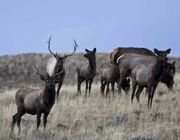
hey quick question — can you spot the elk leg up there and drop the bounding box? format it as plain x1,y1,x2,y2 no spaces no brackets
150,86,157,108
77,76,80,95
121,79,129,95
11,113,18,134
85,80,88,96
17,114,24,135
118,71,127,94
57,82,63,100
147,86,152,108
16,106,25,135
106,82,110,98
135,86,144,103
100,78,105,96
43,112,49,129
111,81,115,96
37,111,42,130
88,79,93,96
145,88,148,96
77,76,84,95
131,83,137,103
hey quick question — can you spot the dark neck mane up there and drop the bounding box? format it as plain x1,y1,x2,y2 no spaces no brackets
88,57,96,71
153,60,164,81
43,85,56,106
55,64,64,74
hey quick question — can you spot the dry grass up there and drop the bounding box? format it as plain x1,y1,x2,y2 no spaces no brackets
0,76,180,140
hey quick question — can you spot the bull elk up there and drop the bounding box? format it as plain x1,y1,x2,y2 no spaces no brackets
76,48,97,96
11,65,63,135
100,63,130,97
47,36,78,99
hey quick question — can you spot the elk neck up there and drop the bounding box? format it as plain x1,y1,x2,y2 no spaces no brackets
153,60,164,81
88,57,96,71
56,64,64,73
43,84,56,107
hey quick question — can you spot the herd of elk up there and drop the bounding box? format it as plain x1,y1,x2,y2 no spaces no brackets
46,36,78,99
11,36,176,134
11,65,63,135
76,48,97,96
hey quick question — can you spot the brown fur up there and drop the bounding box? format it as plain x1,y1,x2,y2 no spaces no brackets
100,63,130,97
47,36,78,99
131,60,175,104
11,66,62,135
117,53,170,108
110,47,155,65
76,48,96,96
110,47,174,94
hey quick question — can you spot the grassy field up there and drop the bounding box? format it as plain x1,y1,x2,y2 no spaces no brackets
0,74,180,140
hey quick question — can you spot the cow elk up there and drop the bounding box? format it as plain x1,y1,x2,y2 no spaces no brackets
47,36,78,99
11,65,63,135
100,63,130,97
116,51,171,108
131,61,175,104
110,47,155,65
110,47,175,90
110,47,171,65
76,48,97,96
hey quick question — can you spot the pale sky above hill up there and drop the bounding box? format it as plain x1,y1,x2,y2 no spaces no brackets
0,0,180,56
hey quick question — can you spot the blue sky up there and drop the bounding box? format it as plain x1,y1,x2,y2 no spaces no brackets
0,0,180,56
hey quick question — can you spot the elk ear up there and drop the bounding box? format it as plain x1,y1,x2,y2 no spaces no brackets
154,48,159,54
166,48,171,54
93,48,96,53
85,49,90,52
127,78,130,83
84,54,87,58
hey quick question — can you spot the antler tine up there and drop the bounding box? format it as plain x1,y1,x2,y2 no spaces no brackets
54,69,64,77
47,35,57,57
64,39,78,58
73,39,78,48
33,64,46,77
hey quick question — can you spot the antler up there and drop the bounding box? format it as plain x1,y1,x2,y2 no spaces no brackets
47,35,57,57
54,69,64,77
34,64,46,77
63,39,78,59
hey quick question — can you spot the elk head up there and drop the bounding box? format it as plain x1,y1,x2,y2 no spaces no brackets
154,48,171,60
84,48,96,59
47,36,78,69
34,64,63,87
165,61,176,77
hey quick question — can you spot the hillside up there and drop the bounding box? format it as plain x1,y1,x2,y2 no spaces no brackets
0,53,109,88
0,53,179,89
